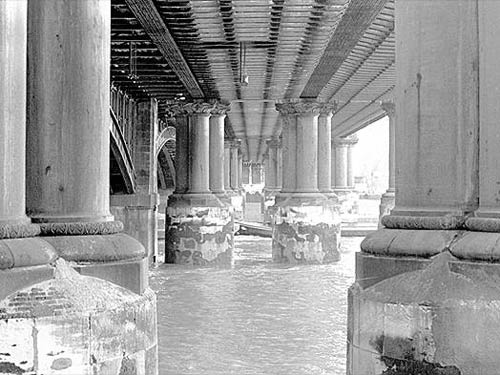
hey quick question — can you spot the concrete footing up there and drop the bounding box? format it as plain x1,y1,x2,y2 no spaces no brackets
271,195,341,264
0,259,157,375
165,194,234,266
348,228,500,374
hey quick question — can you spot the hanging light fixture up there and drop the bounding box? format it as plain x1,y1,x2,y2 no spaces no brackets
239,41,249,86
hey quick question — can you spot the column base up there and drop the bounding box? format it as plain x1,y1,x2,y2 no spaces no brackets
166,194,234,266
111,193,159,263
348,227,500,374
272,195,341,264
0,259,157,375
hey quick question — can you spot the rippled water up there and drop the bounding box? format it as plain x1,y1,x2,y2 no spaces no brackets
150,236,361,375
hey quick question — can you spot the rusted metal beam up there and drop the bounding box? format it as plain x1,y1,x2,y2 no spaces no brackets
301,0,388,98
124,0,205,98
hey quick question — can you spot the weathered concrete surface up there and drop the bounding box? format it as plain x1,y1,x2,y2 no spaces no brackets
111,193,159,263
272,196,341,264
348,252,500,375
166,196,234,266
42,233,148,294
0,259,157,375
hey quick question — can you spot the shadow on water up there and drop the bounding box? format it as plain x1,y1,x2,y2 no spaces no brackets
150,236,361,375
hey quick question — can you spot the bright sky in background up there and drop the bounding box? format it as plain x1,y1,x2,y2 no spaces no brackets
353,116,389,195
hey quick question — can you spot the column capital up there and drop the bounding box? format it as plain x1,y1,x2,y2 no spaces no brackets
319,101,337,117
334,134,358,147
275,99,322,116
184,100,215,115
165,101,190,117
210,99,231,116
266,137,281,148
380,100,395,117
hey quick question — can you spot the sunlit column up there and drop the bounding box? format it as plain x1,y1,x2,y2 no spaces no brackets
275,102,297,193
224,139,231,192
27,0,113,223
317,104,335,193
209,101,230,194
346,134,358,189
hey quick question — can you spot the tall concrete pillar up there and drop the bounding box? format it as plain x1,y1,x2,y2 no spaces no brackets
111,98,159,263
187,102,212,194
265,138,281,191
238,152,243,189
276,105,297,194
346,134,358,189
330,140,336,190
209,101,230,194
317,104,335,194
230,140,241,190
251,163,263,184
333,138,349,191
24,1,157,373
378,100,396,225
295,104,320,194
272,100,341,264
242,161,251,185
166,100,233,266
349,1,500,373
224,139,231,191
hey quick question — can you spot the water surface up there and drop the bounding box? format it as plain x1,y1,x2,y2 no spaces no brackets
150,236,360,375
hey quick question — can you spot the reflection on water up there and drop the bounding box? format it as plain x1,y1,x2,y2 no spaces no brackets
150,236,361,375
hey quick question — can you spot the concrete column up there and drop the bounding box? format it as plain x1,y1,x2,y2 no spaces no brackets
331,141,336,190
209,101,230,194
275,104,297,194
318,104,335,194
252,163,263,184
238,152,243,189
349,2,500,373
230,140,241,190
476,0,500,219
186,102,213,194
334,138,349,190
272,100,341,264
378,100,396,225
23,2,157,373
26,0,113,224
295,104,320,194
166,100,233,266
265,138,280,190
346,135,358,189
224,140,231,191
242,162,251,185
0,1,32,229
171,106,190,194
277,138,283,189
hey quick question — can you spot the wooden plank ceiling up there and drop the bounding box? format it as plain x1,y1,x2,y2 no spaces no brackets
111,0,394,162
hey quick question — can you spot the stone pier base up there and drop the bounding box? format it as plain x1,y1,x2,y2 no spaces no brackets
0,259,157,375
272,195,341,264
0,232,157,375
110,193,159,263
348,227,500,375
166,194,234,266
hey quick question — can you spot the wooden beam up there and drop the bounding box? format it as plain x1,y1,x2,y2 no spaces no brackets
300,0,388,98
124,0,205,98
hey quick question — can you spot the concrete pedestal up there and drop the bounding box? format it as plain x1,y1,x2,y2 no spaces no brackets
110,193,159,263
272,195,341,264
166,194,234,266
0,259,157,375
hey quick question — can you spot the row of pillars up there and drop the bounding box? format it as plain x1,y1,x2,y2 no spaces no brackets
1,1,157,373
167,101,241,197
262,101,359,196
